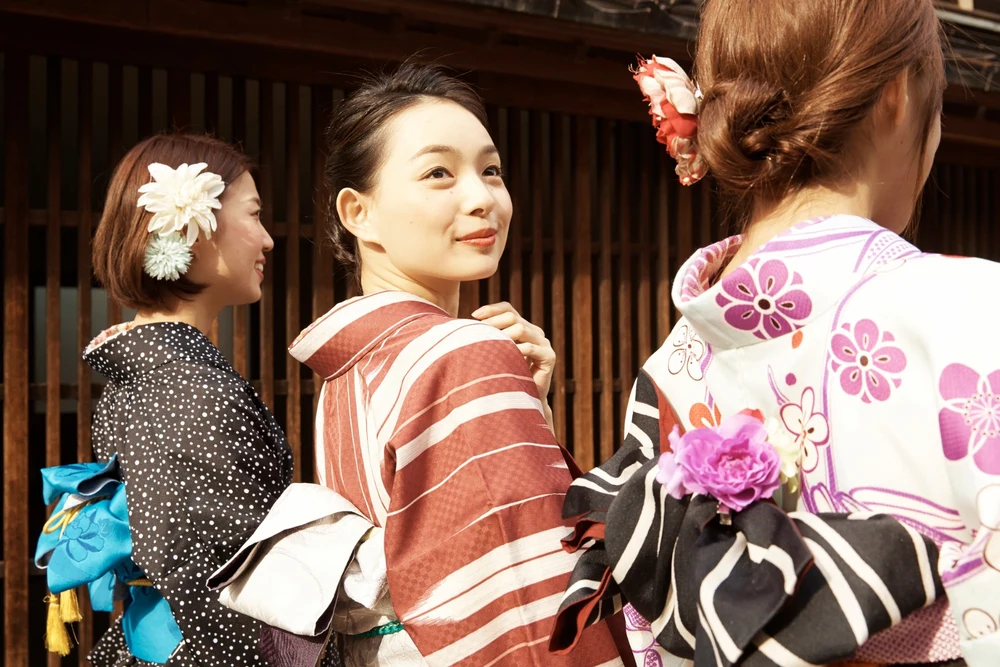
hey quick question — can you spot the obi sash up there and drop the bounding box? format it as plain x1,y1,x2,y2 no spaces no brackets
35,457,183,664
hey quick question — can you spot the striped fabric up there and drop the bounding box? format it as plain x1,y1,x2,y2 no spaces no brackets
289,291,624,667
551,369,947,666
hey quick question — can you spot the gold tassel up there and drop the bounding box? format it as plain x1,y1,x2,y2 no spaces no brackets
44,594,73,657
60,588,83,623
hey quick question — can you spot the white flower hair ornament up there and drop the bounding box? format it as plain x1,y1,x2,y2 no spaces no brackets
137,162,226,281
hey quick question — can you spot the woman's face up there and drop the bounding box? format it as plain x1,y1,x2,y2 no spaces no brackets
350,99,512,288
187,171,273,306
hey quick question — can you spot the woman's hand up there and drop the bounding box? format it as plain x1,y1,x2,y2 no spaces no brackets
473,302,556,431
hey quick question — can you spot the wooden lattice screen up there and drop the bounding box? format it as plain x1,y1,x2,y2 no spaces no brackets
1,51,998,665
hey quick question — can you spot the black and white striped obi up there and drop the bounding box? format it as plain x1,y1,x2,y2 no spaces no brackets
549,369,946,666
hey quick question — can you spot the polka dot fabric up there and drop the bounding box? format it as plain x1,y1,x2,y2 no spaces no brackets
83,322,339,666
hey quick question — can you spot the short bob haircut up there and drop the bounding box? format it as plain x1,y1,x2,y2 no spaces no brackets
93,133,253,311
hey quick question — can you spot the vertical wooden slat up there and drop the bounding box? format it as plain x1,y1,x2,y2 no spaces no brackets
529,113,545,337
205,72,220,135
286,84,302,480
107,63,124,327
636,137,653,367
551,115,568,446
168,68,191,129
46,57,63,481
656,150,672,343
4,50,31,667
508,110,523,312
77,60,96,662
675,184,693,324
572,117,594,471
44,60,67,659
458,281,480,318
940,166,953,255
311,86,334,444
259,80,276,410
617,124,634,429
138,66,152,138
597,120,614,463
232,77,249,378
486,106,502,304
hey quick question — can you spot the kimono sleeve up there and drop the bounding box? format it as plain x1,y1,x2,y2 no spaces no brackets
381,322,622,667
118,364,290,664
922,257,1000,663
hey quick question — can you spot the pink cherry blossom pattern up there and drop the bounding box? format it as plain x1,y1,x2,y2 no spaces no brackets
939,364,1000,474
779,387,830,473
715,258,813,340
830,319,907,403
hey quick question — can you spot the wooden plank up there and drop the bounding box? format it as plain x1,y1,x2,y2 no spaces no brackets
107,62,124,327
259,80,276,410
45,55,64,667
507,110,523,312
636,136,652,367
77,59,96,662
138,65,153,138
572,116,594,471
168,68,191,129
529,113,546,340
617,123,634,428
550,115,568,446
486,106,502,304
232,76,249,378
204,71,220,135
4,50,31,667
597,120,614,463
656,148,672,342
286,83,302,481
46,56,63,472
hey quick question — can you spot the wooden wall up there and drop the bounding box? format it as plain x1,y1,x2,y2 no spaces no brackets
1,50,999,666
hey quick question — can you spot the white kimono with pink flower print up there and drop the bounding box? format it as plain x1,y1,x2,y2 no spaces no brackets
624,215,1000,667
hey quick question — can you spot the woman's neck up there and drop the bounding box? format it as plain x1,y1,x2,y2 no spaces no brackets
132,297,221,336
719,183,877,281
360,268,460,318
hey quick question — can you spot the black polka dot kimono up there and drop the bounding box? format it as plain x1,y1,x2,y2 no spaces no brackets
83,322,339,666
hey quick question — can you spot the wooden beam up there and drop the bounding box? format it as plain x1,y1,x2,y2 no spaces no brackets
3,50,31,667
1,0,640,92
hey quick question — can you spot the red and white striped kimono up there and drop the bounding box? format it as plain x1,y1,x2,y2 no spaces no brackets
289,291,624,667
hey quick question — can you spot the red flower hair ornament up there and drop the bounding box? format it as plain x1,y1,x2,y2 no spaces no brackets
632,55,706,186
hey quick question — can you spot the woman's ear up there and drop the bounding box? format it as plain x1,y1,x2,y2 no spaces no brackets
877,68,911,131
337,188,380,245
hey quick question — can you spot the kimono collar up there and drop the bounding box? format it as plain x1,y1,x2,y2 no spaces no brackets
673,215,922,350
84,321,230,385
290,291,450,380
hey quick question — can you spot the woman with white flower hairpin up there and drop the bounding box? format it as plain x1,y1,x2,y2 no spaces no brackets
34,134,341,666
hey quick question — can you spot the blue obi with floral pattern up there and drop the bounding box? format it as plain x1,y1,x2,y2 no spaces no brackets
35,457,183,664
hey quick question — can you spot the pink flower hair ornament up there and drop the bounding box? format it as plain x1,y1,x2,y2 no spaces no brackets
632,55,707,186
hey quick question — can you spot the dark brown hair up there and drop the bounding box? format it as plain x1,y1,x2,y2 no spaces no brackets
93,133,253,310
694,0,946,218
323,63,489,280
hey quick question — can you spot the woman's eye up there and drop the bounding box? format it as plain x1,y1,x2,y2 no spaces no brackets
484,165,504,178
427,168,450,179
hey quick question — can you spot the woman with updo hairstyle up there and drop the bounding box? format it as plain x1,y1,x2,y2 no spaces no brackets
553,0,999,665
35,133,343,666
211,64,627,666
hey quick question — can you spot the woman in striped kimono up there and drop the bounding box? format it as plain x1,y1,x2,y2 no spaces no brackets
213,64,626,667
551,1,995,666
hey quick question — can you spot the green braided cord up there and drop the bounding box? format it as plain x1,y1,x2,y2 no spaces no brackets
348,620,404,639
